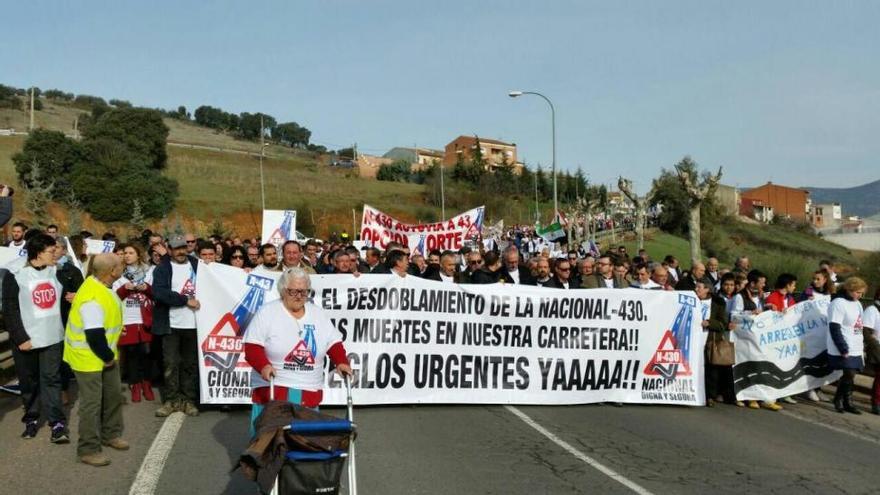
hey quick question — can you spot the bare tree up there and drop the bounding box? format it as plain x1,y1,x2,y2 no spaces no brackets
617,177,656,250
676,162,723,263
23,161,55,229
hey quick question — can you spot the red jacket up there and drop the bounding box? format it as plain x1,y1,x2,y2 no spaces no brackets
765,290,796,312
116,284,154,345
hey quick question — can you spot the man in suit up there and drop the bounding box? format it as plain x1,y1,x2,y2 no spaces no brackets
581,255,627,289
571,256,594,289
675,261,706,291
706,257,720,289
498,247,535,286
426,251,465,283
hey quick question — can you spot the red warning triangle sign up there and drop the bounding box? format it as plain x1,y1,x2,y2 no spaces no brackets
642,330,692,378
201,313,245,362
269,228,286,246
284,340,315,367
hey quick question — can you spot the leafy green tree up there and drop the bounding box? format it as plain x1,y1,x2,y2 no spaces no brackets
109,99,132,108
44,89,74,101
274,122,311,147
83,107,170,169
238,112,276,140
535,165,552,201
517,163,534,196
73,94,107,109
70,140,178,221
13,129,87,200
194,105,225,128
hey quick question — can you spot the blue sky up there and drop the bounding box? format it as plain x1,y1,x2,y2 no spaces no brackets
2,0,878,191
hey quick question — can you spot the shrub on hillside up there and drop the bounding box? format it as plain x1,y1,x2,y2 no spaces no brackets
44,89,74,101
70,139,177,221
377,160,412,182
13,129,88,200
83,107,170,169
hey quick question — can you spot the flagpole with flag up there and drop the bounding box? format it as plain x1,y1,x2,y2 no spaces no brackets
536,211,566,242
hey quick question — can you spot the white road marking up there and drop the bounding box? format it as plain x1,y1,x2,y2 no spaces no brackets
779,409,880,447
505,406,654,495
128,412,186,495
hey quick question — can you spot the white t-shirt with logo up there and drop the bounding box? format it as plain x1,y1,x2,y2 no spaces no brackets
827,297,864,357
169,261,196,329
112,266,154,325
861,304,879,339
244,300,343,391
14,265,64,348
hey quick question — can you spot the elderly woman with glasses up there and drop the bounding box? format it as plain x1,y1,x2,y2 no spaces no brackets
244,268,352,428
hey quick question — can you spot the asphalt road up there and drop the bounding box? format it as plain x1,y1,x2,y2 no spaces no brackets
2,387,880,495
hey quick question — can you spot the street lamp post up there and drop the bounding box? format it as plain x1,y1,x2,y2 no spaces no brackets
259,115,267,211
509,90,557,216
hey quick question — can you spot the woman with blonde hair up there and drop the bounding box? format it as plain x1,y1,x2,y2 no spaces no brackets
112,242,156,403
828,277,868,414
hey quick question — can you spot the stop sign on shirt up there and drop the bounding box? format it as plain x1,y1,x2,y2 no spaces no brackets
32,282,57,309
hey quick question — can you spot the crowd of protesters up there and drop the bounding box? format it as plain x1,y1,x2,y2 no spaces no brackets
2,220,879,467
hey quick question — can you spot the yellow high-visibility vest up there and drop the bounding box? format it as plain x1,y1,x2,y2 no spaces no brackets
63,276,123,372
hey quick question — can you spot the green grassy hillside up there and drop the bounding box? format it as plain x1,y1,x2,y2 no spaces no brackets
617,223,867,292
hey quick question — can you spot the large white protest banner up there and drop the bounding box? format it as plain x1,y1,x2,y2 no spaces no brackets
262,210,297,249
731,298,841,401
360,204,484,251
196,263,706,406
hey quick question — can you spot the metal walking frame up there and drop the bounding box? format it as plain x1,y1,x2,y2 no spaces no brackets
268,374,358,495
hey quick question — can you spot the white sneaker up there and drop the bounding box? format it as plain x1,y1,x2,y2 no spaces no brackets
781,396,797,404
805,390,820,402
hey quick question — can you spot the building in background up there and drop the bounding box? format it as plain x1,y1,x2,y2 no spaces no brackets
740,182,810,222
740,198,775,223
356,154,394,179
810,202,843,229
714,184,740,216
382,147,445,171
443,135,521,172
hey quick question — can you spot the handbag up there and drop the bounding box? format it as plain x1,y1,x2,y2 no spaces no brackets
707,334,735,366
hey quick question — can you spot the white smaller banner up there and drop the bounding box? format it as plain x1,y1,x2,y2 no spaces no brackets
0,246,23,267
85,239,115,255
63,237,84,275
261,210,297,249
732,298,841,401
360,204,484,251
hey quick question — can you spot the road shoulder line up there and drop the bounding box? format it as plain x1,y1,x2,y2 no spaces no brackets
128,412,186,495
505,405,654,495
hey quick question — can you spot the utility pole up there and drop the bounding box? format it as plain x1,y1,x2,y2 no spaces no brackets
352,209,357,240
534,166,540,224
73,115,79,140
29,87,34,132
440,160,446,220
259,115,266,211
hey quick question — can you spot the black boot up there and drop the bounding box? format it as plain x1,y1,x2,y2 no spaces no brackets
843,381,861,415
842,378,862,414
871,402,879,415
833,383,845,413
